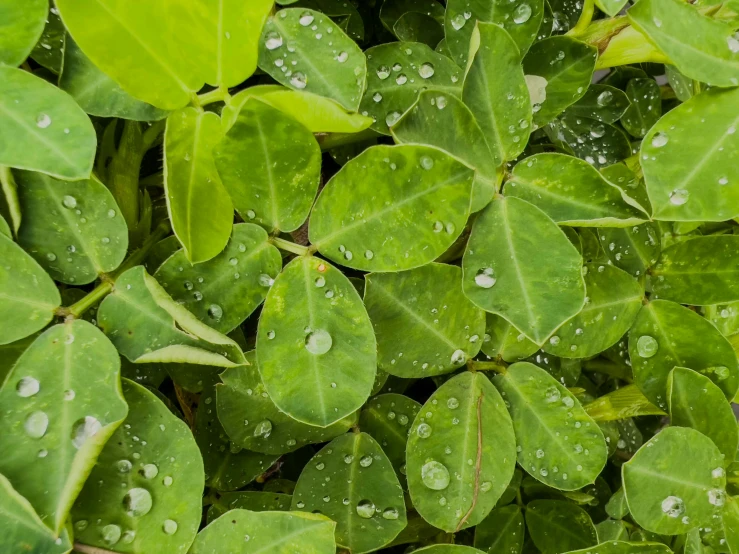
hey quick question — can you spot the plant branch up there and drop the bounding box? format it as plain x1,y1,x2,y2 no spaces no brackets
567,0,595,37
270,236,313,256
198,87,231,106
467,360,507,373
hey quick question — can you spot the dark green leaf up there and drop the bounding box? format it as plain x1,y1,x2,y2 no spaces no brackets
526,499,597,554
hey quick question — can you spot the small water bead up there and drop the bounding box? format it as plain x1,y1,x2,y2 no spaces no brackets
729,35,739,53
513,3,532,24
416,423,432,438
544,385,561,403
719,177,729,185
336,51,348,63
359,455,373,467
398,414,409,425
36,113,52,128
450,13,467,30
75,520,89,532
562,396,574,408
265,32,283,50
305,329,332,355
290,72,307,89
72,416,102,449
421,460,450,490
651,132,669,148
382,507,399,520
451,349,466,365
713,467,726,479
386,111,401,127
121,530,136,544
141,464,158,479
661,495,685,518
296,501,306,509
395,73,408,85
363,249,374,260
38,449,48,458
590,124,605,138
637,335,658,358
596,90,613,107
344,454,354,464
116,459,133,473
668,188,690,206
325,290,334,299
474,267,496,289
377,65,391,80
708,489,726,507
62,195,77,209
163,476,174,487
163,520,178,535
315,461,325,471
435,95,448,109
107,209,117,218
102,524,122,545
266,330,276,340
259,273,275,287
418,63,435,79
46,253,57,261
207,304,223,321
549,336,561,346
356,500,376,519
253,420,273,439
299,11,314,26
447,397,460,409
123,487,153,517
16,376,40,397
420,156,434,170
25,411,49,439
372,92,382,103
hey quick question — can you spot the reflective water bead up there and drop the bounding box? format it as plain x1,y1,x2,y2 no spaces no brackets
25,411,49,439
636,335,658,358
16,376,40,397
356,500,376,519
123,487,153,517
421,460,450,490
474,267,496,288
305,329,332,355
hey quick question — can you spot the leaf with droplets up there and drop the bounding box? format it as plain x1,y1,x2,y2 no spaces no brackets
256,256,376,427
257,8,366,111
97,266,247,367
583,385,666,422
0,320,128,534
480,313,539,363
627,300,739,408
526,500,597,554
29,4,64,73
207,491,292,523
415,546,486,554
155,224,281,334
15,170,128,285
189,509,336,553
364,263,485,377
72,378,203,553
380,0,445,37
623,426,726,535
407,371,517,532
0,0,47,67
473,505,525,554
462,195,585,344
563,85,630,124
493,362,608,491
562,543,673,554
0,66,96,179
621,78,661,139
217,352,356,455
293,0,365,41
214,99,321,233
598,223,661,281
309,144,474,272
360,42,463,134
291,432,407,553
545,113,633,170
165,108,233,264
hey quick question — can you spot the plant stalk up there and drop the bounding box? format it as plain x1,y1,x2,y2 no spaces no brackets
567,0,595,37
197,87,231,106
270,236,313,256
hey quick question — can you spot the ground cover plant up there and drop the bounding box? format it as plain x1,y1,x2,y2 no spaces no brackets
1,0,739,552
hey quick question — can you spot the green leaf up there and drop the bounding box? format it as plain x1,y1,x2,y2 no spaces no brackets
256,256,376,427
257,8,366,111
291,432,407,552
380,0,445,35
30,5,65,73
628,300,739,409
0,320,128,534
623,426,726,535
606,487,630,519
668,367,739,462
0,66,96,179
155,224,281,334
594,0,629,17
364,263,485,377
526,499,597,554
217,352,357,455
293,0,365,41
59,36,169,121
598,223,661,280
0,473,72,553
214,99,320,233
621,78,662,139
583,385,666,422
445,0,544,66
463,23,533,165
391,90,500,213
563,85,630,124
0,213,10,238
546,113,634,170
414,546,486,554
222,85,373,133
165,108,233,264
481,313,539,363
462,196,585,344
189,509,336,553
15,170,128,285
309,144,474,272
71,378,203,553
473,505,525,554
0,0,47,67
506,154,646,226
640,87,739,222
407,371,517,532
562,542,673,553
627,0,739,88
652,236,739,306
97,266,247,366
522,36,597,129
723,496,739,554
360,42,463,134
542,264,643,359
493,362,608,490
0,232,60,345
208,491,292,522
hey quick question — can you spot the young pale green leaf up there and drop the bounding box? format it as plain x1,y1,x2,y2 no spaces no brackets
563,85,630,124
97,266,247,366
526,500,597,554
462,196,585,344
189,509,336,553
640,87,739,222
72,379,203,553
310,144,474,272
391,90,500,212
364,263,485,377
56,0,216,109
463,23,532,165
444,0,544,66
292,432,406,552
628,300,739,409
407,372,517,532
360,42,463,134
506,154,646,227
59,36,168,121
546,113,633,170
493,362,608,490
257,8,365,111
473,505,524,554
668,367,739,462
222,85,372,133
15,170,128,285
623,426,726,535
0,233,60,345
0,320,127,534
217,352,357,455
621,78,661,139
628,0,739,88
155,224,281,334
652,236,739,305
598,223,661,280
165,108,233,264
561,542,672,554
522,36,597,129
480,313,539,362
214,99,320,233
0,0,47,67
543,264,643,359
583,385,666,422
0,67,96,179
256,256,376,427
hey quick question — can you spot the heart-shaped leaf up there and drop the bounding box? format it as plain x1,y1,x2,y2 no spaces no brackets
0,0,47,67
526,499,597,554
473,505,525,554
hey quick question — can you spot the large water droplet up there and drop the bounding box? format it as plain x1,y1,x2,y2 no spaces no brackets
299,11,314,26
290,72,307,89
123,487,153,517
636,335,658,358
450,13,466,30
418,63,435,79
25,411,49,438
474,267,496,288
207,304,223,321
416,423,432,438
513,3,532,23
661,495,684,518
596,90,613,107
421,460,450,490
669,189,689,206
305,329,332,355
359,455,373,468
62,195,77,209
71,416,102,449
356,499,376,519
140,463,159,479
382,507,399,520
451,349,466,365
265,31,283,50
651,132,669,148
163,519,178,535
16,376,40,397
102,524,122,545
708,488,726,507
253,420,273,439
116,459,133,473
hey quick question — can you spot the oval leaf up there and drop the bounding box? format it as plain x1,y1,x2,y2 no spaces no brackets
473,505,525,554
0,0,47,66
598,223,661,280
526,499,597,554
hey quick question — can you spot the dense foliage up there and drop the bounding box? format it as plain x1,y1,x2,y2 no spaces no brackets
1,0,739,553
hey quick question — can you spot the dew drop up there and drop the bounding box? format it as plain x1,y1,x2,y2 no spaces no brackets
265,31,283,50
416,423,432,438
16,376,40,397
253,420,273,439
36,113,51,128
71,416,102,449
420,156,434,170
513,3,532,23
421,460,450,490
651,132,669,148
636,335,658,358
359,455,373,468
356,500,376,519
207,304,223,321
669,189,689,206
382,507,399,520
123,487,153,517
377,65,391,80
305,329,332,355
299,11,314,26
290,72,307,89
661,495,684,518
474,267,496,288
163,519,178,535
418,62,435,79
102,524,122,545
62,195,77,209
25,411,49,439
450,13,466,30
141,463,158,479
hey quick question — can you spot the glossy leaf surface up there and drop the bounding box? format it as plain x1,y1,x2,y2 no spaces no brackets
0,0,47,67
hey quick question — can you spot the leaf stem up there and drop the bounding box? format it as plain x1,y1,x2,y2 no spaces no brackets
270,236,313,256
198,87,231,106
467,360,507,374
567,0,595,37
